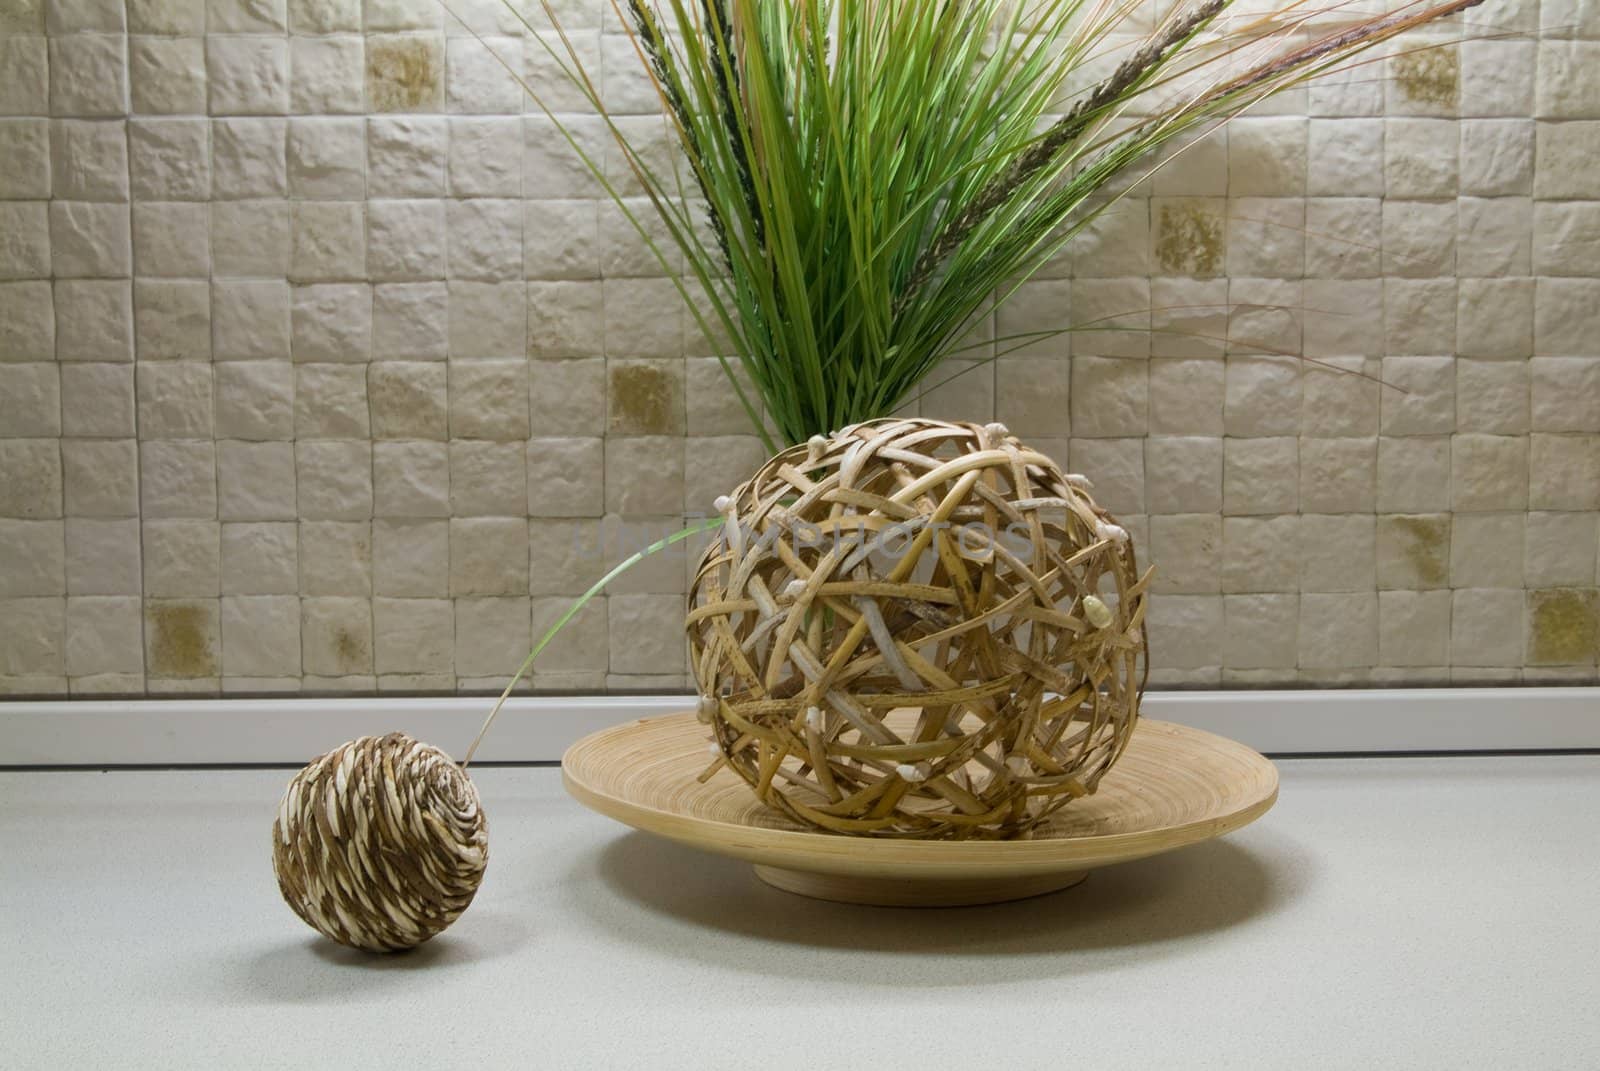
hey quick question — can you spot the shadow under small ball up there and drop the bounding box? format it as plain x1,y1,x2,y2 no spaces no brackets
272,733,488,953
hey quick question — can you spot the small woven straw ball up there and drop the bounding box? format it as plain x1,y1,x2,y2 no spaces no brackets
272,733,488,952
687,418,1151,840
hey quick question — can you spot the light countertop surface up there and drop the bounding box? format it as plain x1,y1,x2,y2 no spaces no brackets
4,754,1598,1069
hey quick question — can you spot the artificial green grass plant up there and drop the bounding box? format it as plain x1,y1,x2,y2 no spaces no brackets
468,0,1482,452
452,0,1484,747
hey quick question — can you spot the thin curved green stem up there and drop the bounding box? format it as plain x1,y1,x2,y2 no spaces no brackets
461,517,724,766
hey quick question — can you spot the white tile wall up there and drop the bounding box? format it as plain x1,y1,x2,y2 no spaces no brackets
0,0,1597,696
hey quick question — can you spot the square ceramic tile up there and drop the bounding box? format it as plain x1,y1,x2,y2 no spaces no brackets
1377,512,1453,591
367,117,447,197
1525,512,1598,588
287,118,365,200
51,35,128,117
298,520,371,596
1452,512,1527,589
290,37,364,115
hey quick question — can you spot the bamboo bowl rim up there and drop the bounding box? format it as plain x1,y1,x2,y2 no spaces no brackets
562,713,1279,880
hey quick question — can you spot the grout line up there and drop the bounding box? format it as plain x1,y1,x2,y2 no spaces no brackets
118,20,151,699
50,8,72,686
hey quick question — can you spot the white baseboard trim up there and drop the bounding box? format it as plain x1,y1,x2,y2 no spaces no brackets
2,687,1597,766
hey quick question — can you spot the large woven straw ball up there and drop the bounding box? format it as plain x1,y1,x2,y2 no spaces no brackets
272,733,488,952
687,418,1151,840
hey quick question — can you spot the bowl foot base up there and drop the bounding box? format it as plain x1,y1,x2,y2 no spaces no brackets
752,865,1090,907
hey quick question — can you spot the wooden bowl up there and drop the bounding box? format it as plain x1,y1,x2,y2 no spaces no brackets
563,712,1278,907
